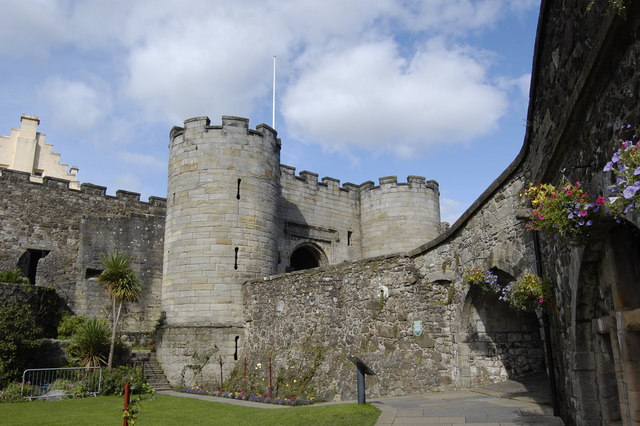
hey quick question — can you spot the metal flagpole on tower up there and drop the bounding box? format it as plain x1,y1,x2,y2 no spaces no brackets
272,56,276,129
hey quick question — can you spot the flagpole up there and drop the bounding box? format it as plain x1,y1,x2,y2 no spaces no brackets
272,56,276,129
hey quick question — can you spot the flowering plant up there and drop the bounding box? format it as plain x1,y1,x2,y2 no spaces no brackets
521,182,603,241
463,266,499,294
504,273,552,312
603,125,640,215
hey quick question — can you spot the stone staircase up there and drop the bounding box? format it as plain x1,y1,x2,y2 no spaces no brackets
132,350,172,391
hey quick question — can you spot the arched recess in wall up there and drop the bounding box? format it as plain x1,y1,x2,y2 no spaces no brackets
288,243,327,272
458,267,544,387
573,220,640,425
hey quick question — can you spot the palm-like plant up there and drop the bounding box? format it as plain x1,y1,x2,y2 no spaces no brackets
98,252,142,369
69,317,110,367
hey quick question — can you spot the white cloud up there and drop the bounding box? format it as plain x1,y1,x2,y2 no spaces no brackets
497,73,532,99
38,77,112,131
282,38,507,157
116,152,166,171
440,197,464,224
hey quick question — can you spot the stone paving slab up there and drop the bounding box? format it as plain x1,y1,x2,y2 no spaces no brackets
373,374,564,425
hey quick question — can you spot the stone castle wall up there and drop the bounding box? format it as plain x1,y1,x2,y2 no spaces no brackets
0,168,166,333
279,166,361,267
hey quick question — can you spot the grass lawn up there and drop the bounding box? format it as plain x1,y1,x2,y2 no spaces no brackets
0,394,381,425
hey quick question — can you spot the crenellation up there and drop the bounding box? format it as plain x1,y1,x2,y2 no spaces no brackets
379,175,398,186
299,170,319,185
116,189,141,202
81,182,107,196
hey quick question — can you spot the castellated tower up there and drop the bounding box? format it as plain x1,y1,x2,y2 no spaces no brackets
360,176,441,258
158,116,281,384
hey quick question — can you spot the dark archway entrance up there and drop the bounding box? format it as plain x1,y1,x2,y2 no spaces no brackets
289,244,325,271
459,268,544,386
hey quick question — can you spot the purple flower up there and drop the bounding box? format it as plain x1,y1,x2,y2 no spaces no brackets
624,203,636,214
623,182,640,199
612,152,622,163
604,162,614,172
567,213,574,219
635,167,640,175
586,220,593,226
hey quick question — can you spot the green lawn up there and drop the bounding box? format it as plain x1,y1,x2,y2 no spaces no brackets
0,394,380,425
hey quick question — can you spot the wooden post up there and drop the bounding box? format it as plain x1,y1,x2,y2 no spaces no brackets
123,382,130,426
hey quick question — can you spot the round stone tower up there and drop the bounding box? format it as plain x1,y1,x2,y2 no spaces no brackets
359,176,441,258
158,116,281,384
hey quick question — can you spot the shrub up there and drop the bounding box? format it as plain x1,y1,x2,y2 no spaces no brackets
0,304,42,387
67,318,110,367
0,269,30,285
101,366,152,396
0,382,29,403
50,378,89,398
57,314,88,339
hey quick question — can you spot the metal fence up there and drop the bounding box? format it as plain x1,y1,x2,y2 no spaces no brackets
21,367,103,400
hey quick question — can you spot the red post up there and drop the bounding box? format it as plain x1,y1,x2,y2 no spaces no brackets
123,382,130,426
268,357,273,398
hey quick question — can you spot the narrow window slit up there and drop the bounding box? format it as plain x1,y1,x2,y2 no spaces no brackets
234,247,239,270
236,178,241,200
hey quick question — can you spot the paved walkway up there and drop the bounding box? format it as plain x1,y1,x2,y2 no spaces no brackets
159,374,564,425
372,374,563,425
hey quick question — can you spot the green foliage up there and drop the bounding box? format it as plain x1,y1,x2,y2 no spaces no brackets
98,251,142,369
180,351,212,388
588,0,628,14
506,273,553,312
67,317,110,367
57,313,89,339
0,269,30,284
98,252,142,303
0,382,29,403
49,379,89,398
0,304,42,387
100,366,152,396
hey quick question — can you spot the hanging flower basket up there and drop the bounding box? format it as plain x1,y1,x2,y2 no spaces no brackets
463,266,500,294
463,267,552,312
504,273,552,312
521,182,603,242
603,124,640,215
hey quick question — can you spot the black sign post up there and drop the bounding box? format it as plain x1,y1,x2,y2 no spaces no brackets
347,354,376,404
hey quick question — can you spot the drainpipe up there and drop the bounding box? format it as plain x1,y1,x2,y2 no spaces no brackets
532,230,559,416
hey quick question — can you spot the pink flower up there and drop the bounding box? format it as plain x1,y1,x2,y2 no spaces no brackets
538,298,544,303
579,211,588,217
596,197,606,205
566,190,573,195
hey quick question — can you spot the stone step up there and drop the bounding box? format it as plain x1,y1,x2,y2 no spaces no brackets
132,350,172,391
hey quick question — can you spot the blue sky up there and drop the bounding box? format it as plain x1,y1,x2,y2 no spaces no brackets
0,0,540,223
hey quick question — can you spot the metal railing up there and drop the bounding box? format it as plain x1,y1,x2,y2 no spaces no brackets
21,367,103,400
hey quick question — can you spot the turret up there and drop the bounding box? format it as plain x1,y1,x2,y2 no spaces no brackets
159,116,281,384
359,176,441,257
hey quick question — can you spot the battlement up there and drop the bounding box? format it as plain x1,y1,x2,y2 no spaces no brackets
0,168,166,208
280,164,360,195
170,116,279,149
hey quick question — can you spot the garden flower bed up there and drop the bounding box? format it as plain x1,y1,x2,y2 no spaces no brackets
181,386,317,406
